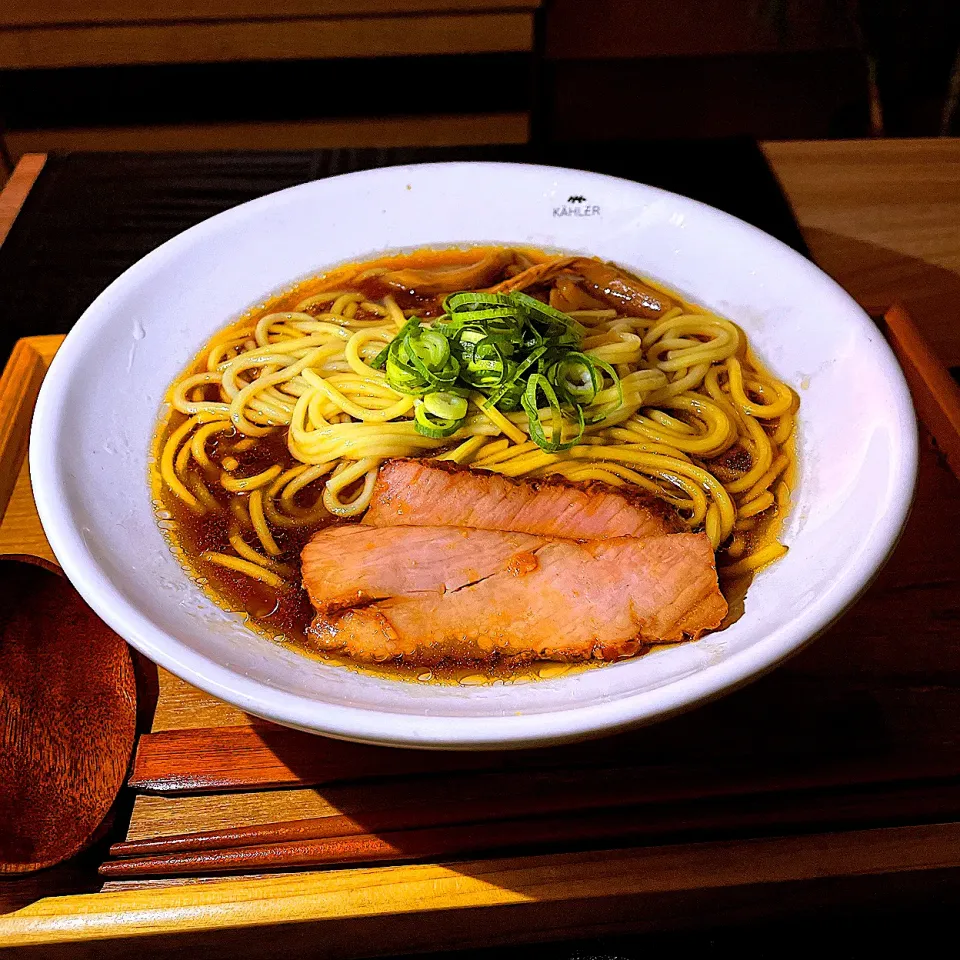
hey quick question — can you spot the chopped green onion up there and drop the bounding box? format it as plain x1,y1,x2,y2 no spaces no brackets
522,374,583,452
423,391,468,421
377,287,623,451
414,399,464,438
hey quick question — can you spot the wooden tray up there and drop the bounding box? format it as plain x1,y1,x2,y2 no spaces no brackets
2,325,960,955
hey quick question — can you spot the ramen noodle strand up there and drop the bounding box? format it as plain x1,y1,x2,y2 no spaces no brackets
228,527,295,578
435,435,489,464
737,490,775,519
190,420,234,472
222,464,283,493
160,415,205,511
721,541,788,577
202,551,286,589
742,453,790,504
249,488,282,556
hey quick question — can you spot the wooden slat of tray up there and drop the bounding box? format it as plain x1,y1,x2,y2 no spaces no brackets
5,823,960,954
0,335,61,567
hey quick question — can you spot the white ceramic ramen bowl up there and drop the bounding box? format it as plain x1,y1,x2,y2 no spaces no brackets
30,162,917,750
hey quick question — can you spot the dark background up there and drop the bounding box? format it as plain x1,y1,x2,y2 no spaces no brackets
2,0,959,174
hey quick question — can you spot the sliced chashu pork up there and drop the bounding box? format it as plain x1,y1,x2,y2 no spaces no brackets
303,526,726,664
363,459,681,540
301,524,541,614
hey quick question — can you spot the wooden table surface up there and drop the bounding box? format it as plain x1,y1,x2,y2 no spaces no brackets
764,138,960,368
1,139,959,953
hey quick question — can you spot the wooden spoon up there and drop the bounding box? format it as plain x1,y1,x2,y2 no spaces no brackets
0,555,136,874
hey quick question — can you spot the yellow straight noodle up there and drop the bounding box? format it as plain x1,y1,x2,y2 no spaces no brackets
604,430,692,461
174,438,193,477
201,551,286,589
721,541,788,577
278,462,334,510
345,328,394,377
268,463,310,496
249,488,282,556
323,457,380,516
263,494,328,529
255,312,319,346
301,368,413,423
228,348,328,436
331,292,364,314
159,415,204,511
473,396,527,445
726,357,793,418
384,296,407,330
578,459,706,521
171,372,229,417
228,528,294,578
482,450,560,477
473,439,536,468
229,493,251,529
190,420,234,471
568,446,735,540
723,415,774,494
435,435,489,463
619,403,731,456
704,503,721,548
645,409,696,434
644,362,711,404
184,471,220,512
295,291,343,311
772,411,795,446
559,467,626,486
207,336,252,371
222,464,282,493
775,479,791,512
737,490,775,519
742,453,790,504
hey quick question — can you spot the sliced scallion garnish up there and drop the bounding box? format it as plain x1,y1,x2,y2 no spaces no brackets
378,288,623,447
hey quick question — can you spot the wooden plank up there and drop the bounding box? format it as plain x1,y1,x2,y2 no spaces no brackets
0,340,48,525
0,154,45,249
0,13,534,68
4,114,530,162
0,1,542,29
0,337,60,568
120,756,960,845
764,138,960,368
152,668,252,732
4,823,960,951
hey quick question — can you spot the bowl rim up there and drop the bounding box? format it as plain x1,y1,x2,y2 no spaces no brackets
29,160,919,750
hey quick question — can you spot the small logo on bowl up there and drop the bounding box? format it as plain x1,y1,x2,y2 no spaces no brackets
555,195,601,218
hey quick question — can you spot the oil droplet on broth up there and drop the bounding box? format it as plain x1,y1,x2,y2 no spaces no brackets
417,672,433,682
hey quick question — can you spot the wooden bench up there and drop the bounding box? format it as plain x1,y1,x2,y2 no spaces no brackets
0,2,541,162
